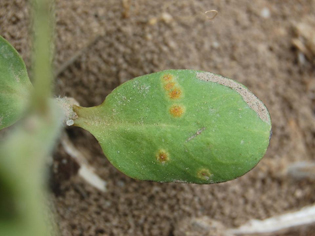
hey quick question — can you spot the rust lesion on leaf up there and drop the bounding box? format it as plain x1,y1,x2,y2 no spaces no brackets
197,168,212,180
164,82,175,91
161,73,184,100
169,104,185,117
168,87,182,99
161,73,185,117
162,74,174,82
156,149,169,164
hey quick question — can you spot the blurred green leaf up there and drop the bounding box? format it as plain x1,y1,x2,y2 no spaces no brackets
0,102,63,236
0,0,61,235
0,36,33,130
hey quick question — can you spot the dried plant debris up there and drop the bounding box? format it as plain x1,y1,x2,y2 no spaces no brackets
292,16,315,64
173,216,229,236
287,161,315,181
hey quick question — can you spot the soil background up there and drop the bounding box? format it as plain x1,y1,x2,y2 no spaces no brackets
1,0,315,235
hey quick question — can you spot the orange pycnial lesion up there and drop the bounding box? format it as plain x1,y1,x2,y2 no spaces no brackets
156,150,169,163
169,104,185,117
162,74,174,82
197,168,212,180
164,82,175,91
169,87,182,99
161,73,184,99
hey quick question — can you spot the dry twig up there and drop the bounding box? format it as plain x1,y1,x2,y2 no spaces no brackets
60,133,107,192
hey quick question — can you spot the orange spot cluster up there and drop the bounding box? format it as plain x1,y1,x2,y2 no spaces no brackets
161,73,186,118
156,150,169,163
197,168,212,180
170,104,185,117
161,73,183,100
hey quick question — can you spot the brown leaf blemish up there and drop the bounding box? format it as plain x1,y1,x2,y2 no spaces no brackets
169,104,185,117
186,127,206,142
164,82,175,91
162,74,174,82
169,87,182,99
156,150,169,164
197,168,212,180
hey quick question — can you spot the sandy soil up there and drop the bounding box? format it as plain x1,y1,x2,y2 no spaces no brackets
1,0,315,235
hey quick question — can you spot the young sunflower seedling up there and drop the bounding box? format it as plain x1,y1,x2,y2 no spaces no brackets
0,35,272,184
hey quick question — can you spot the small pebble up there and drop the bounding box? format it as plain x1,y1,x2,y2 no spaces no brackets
161,12,173,24
261,7,270,19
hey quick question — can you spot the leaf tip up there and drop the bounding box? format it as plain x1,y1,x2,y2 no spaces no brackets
196,72,271,124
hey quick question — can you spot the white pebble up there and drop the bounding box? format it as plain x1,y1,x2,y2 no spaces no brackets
212,41,220,48
161,12,173,24
261,7,270,18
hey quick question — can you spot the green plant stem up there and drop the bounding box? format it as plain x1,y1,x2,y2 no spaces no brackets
32,0,54,113
0,0,62,235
